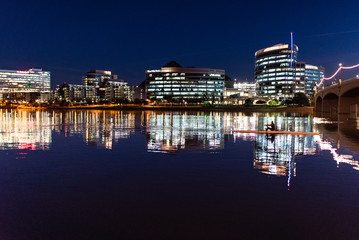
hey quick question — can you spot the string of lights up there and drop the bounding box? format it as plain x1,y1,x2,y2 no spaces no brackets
316,63,359,89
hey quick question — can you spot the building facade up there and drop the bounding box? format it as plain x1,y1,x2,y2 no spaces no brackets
82,70,131,102
224,82,257,98
145,67,225,102
55,84,96,102
305,64,325,96
82,70,115,86
255,43,325,100
255,44,301,99
0,68,50,101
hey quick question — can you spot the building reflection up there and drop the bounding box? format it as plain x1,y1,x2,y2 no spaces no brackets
0,109,358,178
231,113,318,186
0,109,52,150
52,110,135,149
142,111,224,153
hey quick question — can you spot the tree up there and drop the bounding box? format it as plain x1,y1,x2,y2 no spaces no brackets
255,100,266,104
244,98,253,105
292,93,310,106
283,99,292,105
224,75,234,88
268,100,278,106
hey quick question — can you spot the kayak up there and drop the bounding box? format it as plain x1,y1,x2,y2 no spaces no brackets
231,130,319,135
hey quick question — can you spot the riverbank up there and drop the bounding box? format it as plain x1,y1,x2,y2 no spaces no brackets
0,104,314,113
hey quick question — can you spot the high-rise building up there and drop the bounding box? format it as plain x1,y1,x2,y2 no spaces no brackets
255,43,324,99
145,66,225,102
0,68,50,101
305,64,325,96
255,44,301,99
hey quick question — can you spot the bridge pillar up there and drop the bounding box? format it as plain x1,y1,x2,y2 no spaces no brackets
350,104,357,119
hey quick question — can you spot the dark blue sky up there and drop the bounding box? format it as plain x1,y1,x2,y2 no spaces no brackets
1,0,359,87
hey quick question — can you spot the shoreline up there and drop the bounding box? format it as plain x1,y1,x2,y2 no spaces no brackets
0,105,314,113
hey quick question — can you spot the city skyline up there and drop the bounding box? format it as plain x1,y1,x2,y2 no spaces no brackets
1,0,359,87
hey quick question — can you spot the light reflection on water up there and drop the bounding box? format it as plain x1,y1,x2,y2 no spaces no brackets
1,109,359,178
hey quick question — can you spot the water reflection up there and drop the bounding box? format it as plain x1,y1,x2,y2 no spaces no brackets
143,112,224,153
52,111,135,149
315,120,359,171
0,110,52,150
230,114,318,187
1,109,359,180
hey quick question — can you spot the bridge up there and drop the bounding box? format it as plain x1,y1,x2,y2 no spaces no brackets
315,76,359,118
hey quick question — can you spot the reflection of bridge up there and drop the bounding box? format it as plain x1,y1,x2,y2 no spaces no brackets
315,77,359,118
313,120,359,170
315,119,359,155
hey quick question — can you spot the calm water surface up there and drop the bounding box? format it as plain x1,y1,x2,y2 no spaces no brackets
0,109,359,239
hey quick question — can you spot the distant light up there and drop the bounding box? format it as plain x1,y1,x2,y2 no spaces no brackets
16,70,30,74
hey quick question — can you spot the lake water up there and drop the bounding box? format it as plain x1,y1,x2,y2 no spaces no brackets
0,109,359,239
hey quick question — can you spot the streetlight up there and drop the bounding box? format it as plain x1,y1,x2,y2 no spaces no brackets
339,63,342,86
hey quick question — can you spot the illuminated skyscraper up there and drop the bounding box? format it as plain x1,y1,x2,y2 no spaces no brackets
255,43,324,99
255,44,301,99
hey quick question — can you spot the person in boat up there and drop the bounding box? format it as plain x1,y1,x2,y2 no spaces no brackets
265,133,275,143
265,121,276,131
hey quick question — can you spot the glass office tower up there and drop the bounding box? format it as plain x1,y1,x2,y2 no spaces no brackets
145,67,225,102
305,64,325,96
255,44,303,100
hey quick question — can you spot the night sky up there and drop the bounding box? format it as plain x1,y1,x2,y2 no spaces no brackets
1,0,359,88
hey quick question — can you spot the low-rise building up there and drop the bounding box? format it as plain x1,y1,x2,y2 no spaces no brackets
55,83,96,102
146,66,225,102
223,82,257,104
0,68,50,102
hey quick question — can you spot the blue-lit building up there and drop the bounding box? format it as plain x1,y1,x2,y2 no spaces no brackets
305,64,325,96
255,43,324,99
145,66,225,102
255,44,302,100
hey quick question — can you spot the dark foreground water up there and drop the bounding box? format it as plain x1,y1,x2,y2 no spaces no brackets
0,110,359,240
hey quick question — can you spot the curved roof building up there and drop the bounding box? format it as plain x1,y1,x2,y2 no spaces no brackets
255,44,304,99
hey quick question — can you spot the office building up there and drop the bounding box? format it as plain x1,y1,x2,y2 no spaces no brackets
55,83,96,102
82,70,115,86
82,70,131,102
133,86,147,100
0,68,50,101
255,44,301,99
305,64,325,96
228,82,257,97
255,43,325,99
146,66,225,102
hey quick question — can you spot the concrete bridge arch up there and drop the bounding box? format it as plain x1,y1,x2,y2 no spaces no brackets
315,77,359,118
